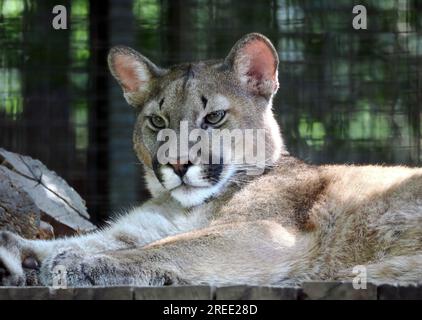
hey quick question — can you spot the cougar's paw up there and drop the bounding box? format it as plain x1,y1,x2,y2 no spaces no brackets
0,231,26,286
40,249,115,287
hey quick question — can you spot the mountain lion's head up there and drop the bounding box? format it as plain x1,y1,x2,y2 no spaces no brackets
108,33,285,207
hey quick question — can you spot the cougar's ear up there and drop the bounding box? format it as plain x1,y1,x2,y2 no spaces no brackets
108,46,166,106
225,33,279,99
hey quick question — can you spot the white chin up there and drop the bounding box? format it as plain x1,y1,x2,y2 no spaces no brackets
170,184,221,208
162,165,235,208
171,165,235,207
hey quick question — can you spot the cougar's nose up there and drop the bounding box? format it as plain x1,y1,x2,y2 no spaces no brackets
170,160,192,177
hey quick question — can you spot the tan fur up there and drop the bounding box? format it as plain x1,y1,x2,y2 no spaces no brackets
99,33,422,285
0,33,421,287
205,159,422,284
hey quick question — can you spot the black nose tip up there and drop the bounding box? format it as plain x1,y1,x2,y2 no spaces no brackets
170,160,192,177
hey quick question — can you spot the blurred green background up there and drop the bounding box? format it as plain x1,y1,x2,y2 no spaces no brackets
0,0,421,223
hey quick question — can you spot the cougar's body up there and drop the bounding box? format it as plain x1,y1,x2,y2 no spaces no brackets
0,33,421,287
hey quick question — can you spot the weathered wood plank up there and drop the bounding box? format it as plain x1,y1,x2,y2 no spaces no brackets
301,281,377,300
0,283,421,300
135,286,214,300
215,285,301,300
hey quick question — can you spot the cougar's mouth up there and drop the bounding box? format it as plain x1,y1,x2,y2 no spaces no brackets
156,163,225,189
156,163,233,207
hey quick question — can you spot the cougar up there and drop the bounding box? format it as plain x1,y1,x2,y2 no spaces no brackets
1,33,421,287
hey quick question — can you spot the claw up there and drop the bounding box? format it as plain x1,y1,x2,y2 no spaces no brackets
22,256,39,270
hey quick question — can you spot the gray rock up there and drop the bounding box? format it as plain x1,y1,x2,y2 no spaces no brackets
215,285,301,300
0,148,95,236
0,167,40,238
302,281,377,300
135,286,214,300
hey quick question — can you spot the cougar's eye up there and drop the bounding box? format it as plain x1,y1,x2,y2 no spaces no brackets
148,115,166,130
205,110,226,125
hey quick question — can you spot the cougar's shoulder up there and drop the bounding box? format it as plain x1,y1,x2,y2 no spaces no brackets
214,156,328,231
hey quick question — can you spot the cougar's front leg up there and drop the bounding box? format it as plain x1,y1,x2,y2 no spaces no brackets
0,201,202,286
0,230,115,286
38,247,181,287
40,220,297,287
0,227,156,286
